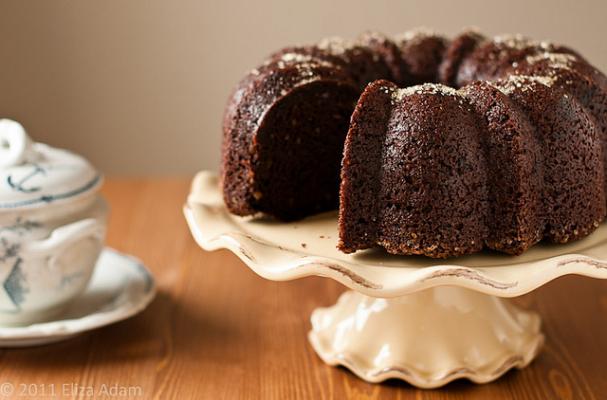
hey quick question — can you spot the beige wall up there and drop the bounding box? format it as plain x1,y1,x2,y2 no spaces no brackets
1,0,606,175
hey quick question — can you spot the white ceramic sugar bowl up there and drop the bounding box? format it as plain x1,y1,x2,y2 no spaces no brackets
0,119,107,325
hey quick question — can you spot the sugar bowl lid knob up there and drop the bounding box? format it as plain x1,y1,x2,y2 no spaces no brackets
0,119,33,168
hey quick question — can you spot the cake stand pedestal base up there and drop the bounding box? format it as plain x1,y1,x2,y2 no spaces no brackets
308,287,544,388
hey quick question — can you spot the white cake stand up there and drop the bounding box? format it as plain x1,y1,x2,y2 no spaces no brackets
184,171,607,389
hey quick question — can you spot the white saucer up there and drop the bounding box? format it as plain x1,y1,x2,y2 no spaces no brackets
0,248,156,347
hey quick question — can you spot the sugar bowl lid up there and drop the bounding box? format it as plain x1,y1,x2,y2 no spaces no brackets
0,119,102,210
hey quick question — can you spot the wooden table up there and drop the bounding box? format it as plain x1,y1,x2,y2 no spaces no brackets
2,178,606,399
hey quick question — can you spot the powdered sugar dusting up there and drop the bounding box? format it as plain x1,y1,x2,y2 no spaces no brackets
525,52,577,71
497,74,557,95
317,37,356,56
391,83,461,101
279,76,320,96
280,53,315,63
379,84,396,95
262,52,334,71
359,30,388,43
539,40,557,51
493,34,560,55
493,34,537,50
395,27,439,43
460,26,482,35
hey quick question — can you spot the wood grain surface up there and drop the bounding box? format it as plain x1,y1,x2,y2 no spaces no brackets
1,178,605,399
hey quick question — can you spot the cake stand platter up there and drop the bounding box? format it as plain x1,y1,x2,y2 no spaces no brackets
184,171,607,389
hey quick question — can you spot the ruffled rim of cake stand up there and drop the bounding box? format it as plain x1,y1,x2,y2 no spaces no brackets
185,171,607,298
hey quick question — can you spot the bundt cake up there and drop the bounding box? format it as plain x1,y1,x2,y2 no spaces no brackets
221,28,607,258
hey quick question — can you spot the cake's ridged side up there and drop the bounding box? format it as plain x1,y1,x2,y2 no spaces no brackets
339,34,607,257
438,30,486,87
394,29,448,85
357,31,410,86
268,43,386,90
221,71,261,216
455,35,578,88
495,76,606,242
376,85,489,258
461,81,544,254
511,53,607,205
338,80,396,253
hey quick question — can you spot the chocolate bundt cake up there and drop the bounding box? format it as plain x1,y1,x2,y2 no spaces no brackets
221,28,607,258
